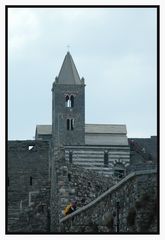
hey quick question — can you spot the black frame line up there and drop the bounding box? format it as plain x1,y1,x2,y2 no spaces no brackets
5,4,160,235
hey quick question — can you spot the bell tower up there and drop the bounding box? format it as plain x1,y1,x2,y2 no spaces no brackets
52,52,85,146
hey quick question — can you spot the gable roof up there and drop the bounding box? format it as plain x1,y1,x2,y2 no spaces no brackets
36,125,52,135
35,123,127,136
85,124,127,134
57,52,82,85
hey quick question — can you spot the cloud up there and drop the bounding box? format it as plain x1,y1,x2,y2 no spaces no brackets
8,7,157,139
8,9,41,55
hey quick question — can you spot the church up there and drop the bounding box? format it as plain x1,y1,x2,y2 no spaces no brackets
35,51,130,178
8,52,157,233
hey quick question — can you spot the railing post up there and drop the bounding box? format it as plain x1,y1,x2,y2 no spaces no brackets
116,201,120,233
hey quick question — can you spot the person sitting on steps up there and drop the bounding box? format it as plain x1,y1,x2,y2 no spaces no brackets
64,201,77,216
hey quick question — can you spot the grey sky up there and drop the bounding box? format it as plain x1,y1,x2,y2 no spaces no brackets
8,7,157,140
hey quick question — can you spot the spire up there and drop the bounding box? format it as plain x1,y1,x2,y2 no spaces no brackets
57,52,82,85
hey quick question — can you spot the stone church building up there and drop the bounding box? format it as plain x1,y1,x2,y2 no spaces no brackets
7,52,157,233
35,51,130,178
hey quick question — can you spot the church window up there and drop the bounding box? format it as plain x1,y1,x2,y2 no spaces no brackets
65,95,71,107
70,95,74,107
28,145,34,151
67,119,74,130
67,119,70,130
71,119,74,130
104,151,109,167
65,95,74,108
69,151,72,163
30,176,33,185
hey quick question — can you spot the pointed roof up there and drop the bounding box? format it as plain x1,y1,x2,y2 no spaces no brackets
57,52,82,85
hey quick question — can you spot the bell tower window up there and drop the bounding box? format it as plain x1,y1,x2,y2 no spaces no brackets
71,119,74,130
65,95,74,108
65,95,71,107
67,119,70,130
66,119,75,130
70,95,74,107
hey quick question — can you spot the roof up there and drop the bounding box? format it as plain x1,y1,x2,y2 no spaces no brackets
57,52,82,85
36,125,52,135
85,124,127,134
35,124,127,135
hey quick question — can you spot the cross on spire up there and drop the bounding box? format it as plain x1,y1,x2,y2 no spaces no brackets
67,45,70,52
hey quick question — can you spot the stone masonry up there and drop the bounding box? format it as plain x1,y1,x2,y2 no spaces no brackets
60,169,158,233
7,141,158,233
8,141,50,232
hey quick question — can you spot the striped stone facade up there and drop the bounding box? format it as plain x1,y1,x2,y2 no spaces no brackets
64,145,130,177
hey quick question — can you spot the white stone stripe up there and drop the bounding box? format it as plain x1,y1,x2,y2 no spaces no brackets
66,157,129,163
73,154,104,158
110,155,130,158
109,159,130,162
65,151,129,156
66,155,128,159
65,146,130,150
83,166,112,171
73,158,103,161
65,150,130,154
65,153,130,158
73,162,104,167
73,158,105,162
73,160,104,164
66,157,104,160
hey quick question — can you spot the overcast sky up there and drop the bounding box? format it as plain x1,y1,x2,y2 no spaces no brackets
8,7,157,140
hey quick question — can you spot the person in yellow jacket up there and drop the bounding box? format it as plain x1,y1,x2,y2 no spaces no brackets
64,203,72,216
64,201,77,216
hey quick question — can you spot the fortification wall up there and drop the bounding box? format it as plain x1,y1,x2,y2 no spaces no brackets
66,164,115,208
7,142,158,233
8,140,50,232
50,147,115,232
60,169,158,233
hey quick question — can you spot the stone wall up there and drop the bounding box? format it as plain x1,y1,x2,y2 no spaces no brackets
126,163,157,174
8,189,50,233
8,140,50,232
50,147,115,232
60,169,158,233
50,147,65,232
67,163,115,208
129,137,157,163
8,141,158,233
